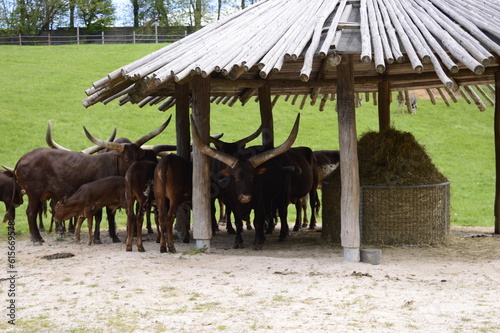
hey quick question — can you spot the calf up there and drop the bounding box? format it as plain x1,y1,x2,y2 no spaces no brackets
54,176,126,245
154,154,192,253
0,169,23,224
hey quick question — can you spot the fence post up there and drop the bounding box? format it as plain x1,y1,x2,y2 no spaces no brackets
77,27,80,45
19,34,21,46
133,31,136,44
155,24,158,43
48,32,51,46
102,31,105,44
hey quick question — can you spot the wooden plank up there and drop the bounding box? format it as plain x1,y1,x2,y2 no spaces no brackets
191,75,212,250
337,54,360,262
495,71,500,234
378,80,391,131
259,84,274,147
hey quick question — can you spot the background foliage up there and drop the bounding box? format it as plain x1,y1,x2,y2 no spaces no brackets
0,44,496,237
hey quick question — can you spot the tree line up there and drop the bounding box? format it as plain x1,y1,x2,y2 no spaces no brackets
0,0,258,35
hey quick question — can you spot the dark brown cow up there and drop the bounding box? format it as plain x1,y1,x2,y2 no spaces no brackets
192,114,302,250
298,150,340,229
54,176,126,245
0,169,23,224
125,160,158,252
14,117,171,244
153,154,192,253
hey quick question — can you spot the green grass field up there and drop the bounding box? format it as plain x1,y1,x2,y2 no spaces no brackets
0,44,496,237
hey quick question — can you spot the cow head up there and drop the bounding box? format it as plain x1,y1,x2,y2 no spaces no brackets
1,166,23,207
83,115,172,167
191,114,300,204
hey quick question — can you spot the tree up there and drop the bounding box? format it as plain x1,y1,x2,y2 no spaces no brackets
0,0,68,35
75,0,114,31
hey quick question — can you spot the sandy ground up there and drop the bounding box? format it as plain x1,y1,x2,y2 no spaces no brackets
2,223,500,333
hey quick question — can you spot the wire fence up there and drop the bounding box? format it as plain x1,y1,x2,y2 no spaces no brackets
0,28,189,46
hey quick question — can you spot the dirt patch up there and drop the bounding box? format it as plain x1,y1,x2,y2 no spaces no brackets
2,224,500,332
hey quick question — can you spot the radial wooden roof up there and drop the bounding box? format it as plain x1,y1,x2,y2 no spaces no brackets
83,0,500,111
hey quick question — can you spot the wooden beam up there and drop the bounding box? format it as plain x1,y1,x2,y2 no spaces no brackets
494,71,500,234
378,80,391,132
191,75,212,250
259,84,274,147
175,83,191,236
337,54,360,262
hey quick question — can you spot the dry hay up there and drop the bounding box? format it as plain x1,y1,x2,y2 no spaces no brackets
332,128,448,185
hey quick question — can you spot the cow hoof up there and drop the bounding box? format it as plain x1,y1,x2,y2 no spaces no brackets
160,246,167,253
112,237,121,243
183,238,190,244
246,225,253,231
293,226,300,232
302,223,308,228
233,243,244,249
147,228,154,234
138,246,145,252
126,245,132,252
168,246,177,253
94,239,102,245
227,229,236,235
253,243,263,251
308,224,316,230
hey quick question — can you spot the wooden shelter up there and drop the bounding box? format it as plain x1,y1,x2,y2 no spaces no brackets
83,0,500,262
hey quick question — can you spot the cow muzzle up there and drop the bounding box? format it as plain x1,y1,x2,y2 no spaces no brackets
238,194,251,204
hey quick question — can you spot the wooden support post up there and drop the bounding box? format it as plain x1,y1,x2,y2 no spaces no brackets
191,76,212,250
337,54,360,262
378,80,391,132
259,84,274,147
494,72,500,234
175,83,191,236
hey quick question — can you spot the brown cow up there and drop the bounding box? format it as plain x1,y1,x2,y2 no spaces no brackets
153,154,192,253
14,117,170,244
125,160,158,252
0,169,23,224
54,176,126,245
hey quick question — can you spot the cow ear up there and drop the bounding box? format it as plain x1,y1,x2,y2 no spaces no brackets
60,196,67,204
220,169,231,176
257,167,267,175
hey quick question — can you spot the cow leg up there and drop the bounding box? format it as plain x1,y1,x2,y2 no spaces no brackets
26,200,44,244
158,200,168,253
293,200,302,232
233,215,244,249
68,217,75,235
225,206,236,235
308,190,318,230
93,208,103,244
166,202,179,253
253,209,266,251
38,208,45,233
136,200,146,252
87,215,94,246
210,199,219,233
106,207,121,243
278,202,289,242
75,217,85,243
146,202,154,234
302,196,310,228
125,198,137,252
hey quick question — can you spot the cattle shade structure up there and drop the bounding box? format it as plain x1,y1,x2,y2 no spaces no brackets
83,0,500,261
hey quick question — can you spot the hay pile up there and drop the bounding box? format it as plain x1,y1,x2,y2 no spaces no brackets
334,128,448,186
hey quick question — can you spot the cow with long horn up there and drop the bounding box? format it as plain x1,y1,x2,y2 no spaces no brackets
192,114,304,250
14,116,172,244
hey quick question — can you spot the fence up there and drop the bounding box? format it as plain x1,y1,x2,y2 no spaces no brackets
0,27,190,46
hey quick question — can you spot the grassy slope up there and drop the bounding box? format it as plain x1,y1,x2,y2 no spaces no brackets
0,45,496,237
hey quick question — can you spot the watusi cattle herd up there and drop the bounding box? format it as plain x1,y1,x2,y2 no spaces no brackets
2,114,340,252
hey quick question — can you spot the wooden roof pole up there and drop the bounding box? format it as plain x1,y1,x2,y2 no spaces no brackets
175,83,191,235
494,71,500,234
378,80,391,132
191,75,212,250
337,54,361,262
259,84,274,147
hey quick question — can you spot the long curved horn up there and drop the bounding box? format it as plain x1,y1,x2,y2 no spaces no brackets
80,127,117,154
2,165,15,174
46,120,71,151
190,115,239,169
133,115,172,147
248,114,300,168
210,126,261,150
83,127,125,153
